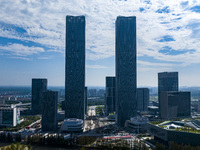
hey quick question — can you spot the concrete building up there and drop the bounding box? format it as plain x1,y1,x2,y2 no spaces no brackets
0,104,20,127
31,79,47,114
65,16,85,120
61,118,83,132
158,72,178,116
116,16,137,126
160,91,191,119
137,88,149,112
42,91,58,132
105,77,116,115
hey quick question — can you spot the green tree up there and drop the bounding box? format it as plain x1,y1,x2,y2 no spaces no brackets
6,133,13,143
15,133,21,142
154,143,165,150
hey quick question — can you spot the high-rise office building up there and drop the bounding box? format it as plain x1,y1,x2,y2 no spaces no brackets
137,88,149,112
84,87,88,115
160,91,191,119
31,79,47,114
65,16,85,120
158,72,178,116
42,91,58,132
105,77,116,115
116,16,137,126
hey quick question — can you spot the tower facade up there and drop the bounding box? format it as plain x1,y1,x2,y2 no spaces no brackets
31,79,47,114
105,77,116,115
65,16,85,120
158,72,178,116
137,88,149,112
42,91,58,132
160,91,190,119
115,16,137,126
84,87,88,115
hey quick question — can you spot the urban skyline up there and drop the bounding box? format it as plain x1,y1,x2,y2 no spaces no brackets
1,1,200,87
0,1,200,149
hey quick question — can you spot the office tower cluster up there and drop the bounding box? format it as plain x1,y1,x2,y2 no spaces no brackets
158,72,191,119
64,15,151,127
31,79,58,132
31,15,191,132
63,15,139,126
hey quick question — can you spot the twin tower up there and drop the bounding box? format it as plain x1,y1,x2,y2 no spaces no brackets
65,16,137,126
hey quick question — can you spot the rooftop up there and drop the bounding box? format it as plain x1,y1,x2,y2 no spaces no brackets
150,119,200,134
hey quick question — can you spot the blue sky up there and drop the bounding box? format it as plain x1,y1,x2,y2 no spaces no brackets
0,0,200,87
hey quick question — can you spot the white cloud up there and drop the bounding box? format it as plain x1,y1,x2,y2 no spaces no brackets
0,0,200,65
7,56,32,61
0,43,44,56
138,60,175,67
86,65,109,69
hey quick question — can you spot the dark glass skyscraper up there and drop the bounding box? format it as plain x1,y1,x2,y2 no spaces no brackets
105,77,116,115
42,90,58,132
31,79,47,114
137,88,149,112
160,91,190,119
158,72,178,116
116,16,137,126
65,16,85,120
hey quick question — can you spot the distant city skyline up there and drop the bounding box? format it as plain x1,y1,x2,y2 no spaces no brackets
1,1,200,87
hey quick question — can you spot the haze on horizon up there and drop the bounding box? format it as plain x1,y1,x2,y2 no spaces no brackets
0,0,200,87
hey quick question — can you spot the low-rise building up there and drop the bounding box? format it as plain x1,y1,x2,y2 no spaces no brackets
0,104,20,127
61,118,83,132
148,120,200,146
125,116,149,133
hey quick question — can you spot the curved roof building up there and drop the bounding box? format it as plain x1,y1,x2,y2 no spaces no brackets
61,118,83,132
